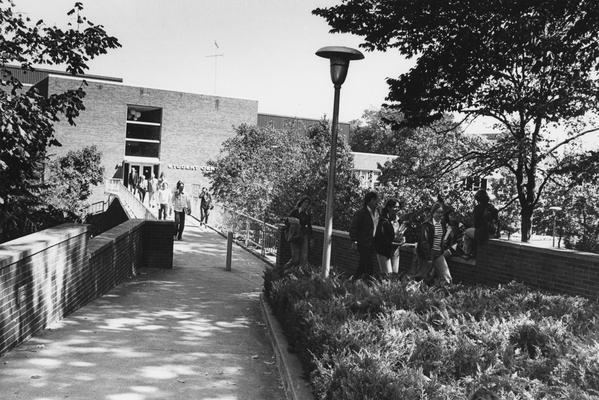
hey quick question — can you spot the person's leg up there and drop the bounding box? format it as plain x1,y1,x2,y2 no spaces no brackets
391,247,400,274
204,210,210,225
174,212,181,238
178,212,186,239
354,245,369,279
433,254,452,285
158,204,163,220
285,242,301,268
376,253,392,274
299,235,309,265
463,228,476,255
200,207,205,225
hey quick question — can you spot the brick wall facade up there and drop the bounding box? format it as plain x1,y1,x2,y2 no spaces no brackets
0,220,175,356
277,226,599,299
43,76,258,203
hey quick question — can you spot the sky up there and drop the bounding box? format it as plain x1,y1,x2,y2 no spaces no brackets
12,0,422,124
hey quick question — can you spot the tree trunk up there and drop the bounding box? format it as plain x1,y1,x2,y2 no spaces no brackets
521,206,533,242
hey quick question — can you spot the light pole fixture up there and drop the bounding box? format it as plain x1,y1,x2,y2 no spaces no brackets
316,46,364,278
549,206,562,248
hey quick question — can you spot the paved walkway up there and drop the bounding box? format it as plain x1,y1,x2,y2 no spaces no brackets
0,219,285,400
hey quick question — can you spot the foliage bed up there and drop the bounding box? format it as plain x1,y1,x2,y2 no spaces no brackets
264,265,599,399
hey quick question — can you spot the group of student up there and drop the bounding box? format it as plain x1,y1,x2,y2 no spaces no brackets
127,169,214,240
284,189,499,286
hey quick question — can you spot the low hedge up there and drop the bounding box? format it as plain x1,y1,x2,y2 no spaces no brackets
264,265,599,400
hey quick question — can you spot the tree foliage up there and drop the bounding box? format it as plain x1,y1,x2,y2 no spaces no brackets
0,0,120,241
44,145,105,217
314,0,599,241
349,107,413,154
207,122,363,230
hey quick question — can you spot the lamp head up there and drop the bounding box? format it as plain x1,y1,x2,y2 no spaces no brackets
316,46,364,86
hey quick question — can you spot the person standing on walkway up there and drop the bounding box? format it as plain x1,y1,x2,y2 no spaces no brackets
374,198,407,276
157,181,171,220
349,191,380,280
137,174,148,204
199,187,213,227
128,168,138,194
147,173,159,208
171,181,191,240
463,189,498,258
284,196,313,268
416,202,452,286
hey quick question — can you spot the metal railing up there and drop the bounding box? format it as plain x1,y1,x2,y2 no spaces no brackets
105,178,156,220
206,205,280,262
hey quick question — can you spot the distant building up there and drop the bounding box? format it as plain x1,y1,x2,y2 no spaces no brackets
350,152,398,189
257,113,351,142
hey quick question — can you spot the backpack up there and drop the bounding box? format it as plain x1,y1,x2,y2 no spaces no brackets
483,204,499,235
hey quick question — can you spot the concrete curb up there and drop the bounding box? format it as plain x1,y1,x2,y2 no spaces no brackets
259,293,314,400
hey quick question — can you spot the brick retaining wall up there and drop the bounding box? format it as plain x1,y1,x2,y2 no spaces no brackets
277,225,599,299
0,219,175,356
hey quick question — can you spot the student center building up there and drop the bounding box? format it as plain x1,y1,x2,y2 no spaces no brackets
9,66,356,202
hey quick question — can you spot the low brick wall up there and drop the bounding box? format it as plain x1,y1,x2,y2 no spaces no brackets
0,219,175,356
277,225,599,299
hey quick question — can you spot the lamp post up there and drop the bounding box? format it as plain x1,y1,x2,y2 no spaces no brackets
549,206,562,248
316,46,364,278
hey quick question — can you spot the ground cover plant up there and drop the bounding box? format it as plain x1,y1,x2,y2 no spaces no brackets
264,265,599,399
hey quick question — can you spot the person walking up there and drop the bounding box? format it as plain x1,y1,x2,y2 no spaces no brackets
147,173,159,208
349,191,380,280
463,189,498,258
128,168,138,195
137,174,148,204
374,198,408,275
415,202,452,286
171,181,191,240
199,187,213,227
284,196,313,268
157,181,171,220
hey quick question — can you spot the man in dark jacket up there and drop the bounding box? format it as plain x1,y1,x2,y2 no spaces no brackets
349,191,380,280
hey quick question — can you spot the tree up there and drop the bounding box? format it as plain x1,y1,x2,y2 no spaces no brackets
207,121,363,230
349,107,413,154
44,145,105,217
0,0,120,239
314,0,599,241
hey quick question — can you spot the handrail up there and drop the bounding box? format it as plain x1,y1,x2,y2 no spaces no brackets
105,178,156,220
206,204,279,263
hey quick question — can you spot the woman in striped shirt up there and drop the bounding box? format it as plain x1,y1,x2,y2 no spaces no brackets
415,202,452,286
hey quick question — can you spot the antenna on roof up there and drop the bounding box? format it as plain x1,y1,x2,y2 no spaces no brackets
206,41,224,96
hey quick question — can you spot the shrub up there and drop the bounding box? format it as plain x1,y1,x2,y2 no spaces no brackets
265,265,599,399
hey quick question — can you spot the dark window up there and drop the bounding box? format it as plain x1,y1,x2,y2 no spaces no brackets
126,124,161,141
125,141,160,158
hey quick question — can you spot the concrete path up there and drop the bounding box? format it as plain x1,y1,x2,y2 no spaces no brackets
0,219,285,400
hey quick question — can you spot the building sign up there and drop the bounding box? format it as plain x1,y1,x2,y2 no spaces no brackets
167,164,215,172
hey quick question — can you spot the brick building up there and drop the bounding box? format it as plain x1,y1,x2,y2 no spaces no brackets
6,66,258,202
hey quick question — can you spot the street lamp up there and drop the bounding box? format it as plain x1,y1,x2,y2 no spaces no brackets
549,206,562,248
316,46,364,278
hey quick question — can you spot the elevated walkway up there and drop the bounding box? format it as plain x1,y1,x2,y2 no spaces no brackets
105,178,157,220
0,222,285,399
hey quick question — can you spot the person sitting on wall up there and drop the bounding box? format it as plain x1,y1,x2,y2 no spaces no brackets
463,189,499,259
349,191,380,280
